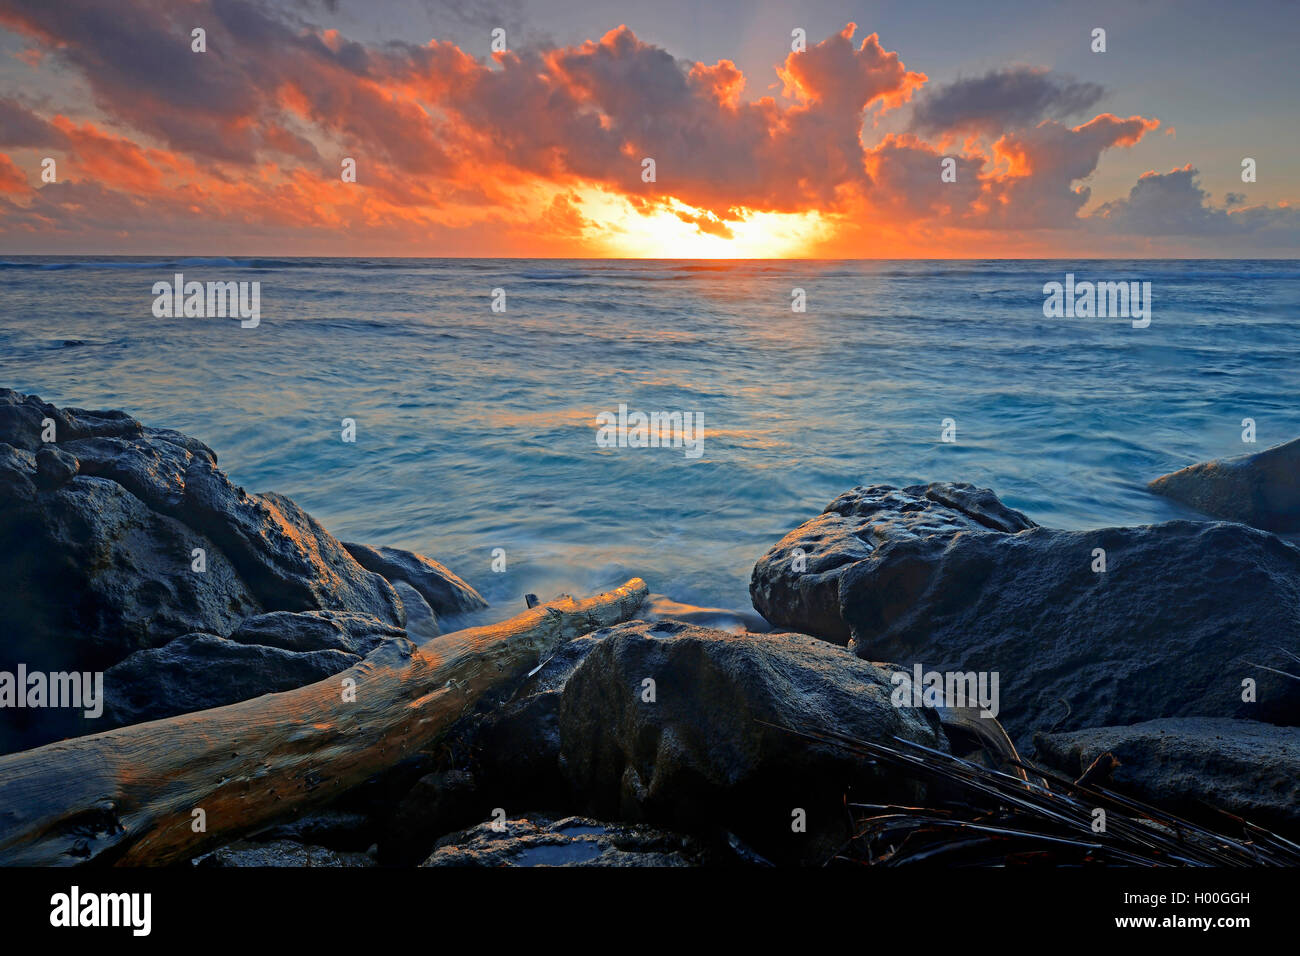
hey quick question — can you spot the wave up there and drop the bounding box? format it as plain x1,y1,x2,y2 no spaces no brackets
2,258,1296,283
0,256,250,271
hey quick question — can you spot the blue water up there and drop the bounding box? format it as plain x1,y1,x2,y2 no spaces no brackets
1,258,1296,616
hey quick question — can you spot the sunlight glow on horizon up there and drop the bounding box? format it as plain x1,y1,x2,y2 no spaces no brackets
574,189,836,259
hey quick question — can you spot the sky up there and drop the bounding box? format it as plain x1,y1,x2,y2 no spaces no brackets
0,0,1297,257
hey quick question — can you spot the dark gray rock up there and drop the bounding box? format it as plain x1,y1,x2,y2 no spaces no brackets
1149,436,1300,532
469,632,610,810
382,768,484,864
1035,718,1300,834
421,815,702,867
462,619,945,864
0,388,143,452
1,389,458,751
194,839,373,867
229,609,405,656
1,390,404,653
391,580,440,638
175,481,403,627
51,421,403,626
1,474,259,671
102,632,359,728
33,446,79,489
342,542,486,619
0,443,37,502
751,482,1037,644
252,809,377,852
750,482,1300,746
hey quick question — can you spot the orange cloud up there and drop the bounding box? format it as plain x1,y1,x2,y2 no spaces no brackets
0,1,1291,256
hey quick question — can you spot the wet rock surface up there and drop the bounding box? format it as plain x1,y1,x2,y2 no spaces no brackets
421,815,703,867
751,482,1300,746
102,632,361,729
455,619,945,864
750,482,1037,644
1035,718,1300,834
382,768,485,865
1149,436,1300,532
0,389,481,753
229,609,406,657
342,542,487,620
194,839,375,868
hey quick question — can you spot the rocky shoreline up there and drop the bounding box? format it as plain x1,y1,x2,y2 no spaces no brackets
1,387,1298,866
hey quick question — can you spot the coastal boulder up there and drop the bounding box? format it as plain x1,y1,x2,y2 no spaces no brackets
750,482,1037,644
342,542,487,621
1034,718,1300,835
229,609,406,657
750,482,1300,745
102,632,360,729
382,768,485,864
0,468,260,670
0,389,439,751
390,581,440,638
0,390,404,654
1149,436,1300,532
40,406,406,626
462,620,945,864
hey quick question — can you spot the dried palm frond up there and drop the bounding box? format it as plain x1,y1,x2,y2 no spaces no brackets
765,722,1300,867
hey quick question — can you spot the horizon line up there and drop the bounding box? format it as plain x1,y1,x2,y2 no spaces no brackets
3,254,1299,262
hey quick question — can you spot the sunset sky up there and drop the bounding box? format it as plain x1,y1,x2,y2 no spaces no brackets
0,0,1296,257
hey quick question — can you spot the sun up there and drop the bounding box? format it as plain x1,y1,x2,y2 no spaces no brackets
572,189,834,258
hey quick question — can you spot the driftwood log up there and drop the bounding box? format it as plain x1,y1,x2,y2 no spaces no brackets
0,577,647,866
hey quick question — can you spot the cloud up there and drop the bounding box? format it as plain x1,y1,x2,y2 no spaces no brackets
0,1,1293,254
1093,164,1300,240
910,66,1105,136
865,134,985,222
0,97,66,147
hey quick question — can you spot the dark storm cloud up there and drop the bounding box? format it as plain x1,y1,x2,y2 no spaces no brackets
910,66,1106,135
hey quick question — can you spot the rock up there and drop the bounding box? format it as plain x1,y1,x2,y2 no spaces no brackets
750,482,1300,746
381,768,484,864
1,389,475,751
1,474,259,671
342,542,486,618
229,609,406,656
1034,718,1300,835
421,815,702,867
1149,437,1300,532
33,446,78,489
468,633,610,810
0,388,143,452
0,444,37,502
175,482,404,627
252,809,377,852
462,619,945,865
1,390,405,653
102,632,360,729
194,839,373,867
750,482,1037,645
48,416,404,626
391,580,440,638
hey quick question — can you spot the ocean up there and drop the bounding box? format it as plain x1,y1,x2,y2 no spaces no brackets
1,258,1296,618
